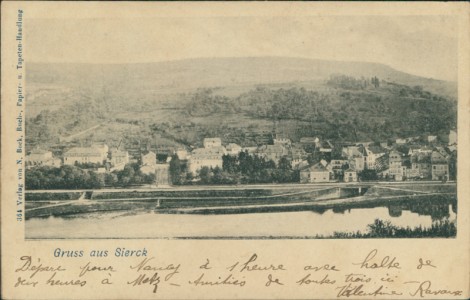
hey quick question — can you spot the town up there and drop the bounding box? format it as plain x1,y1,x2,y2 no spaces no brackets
25,129,457,190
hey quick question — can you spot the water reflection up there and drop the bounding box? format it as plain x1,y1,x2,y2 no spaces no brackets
25,197,457,239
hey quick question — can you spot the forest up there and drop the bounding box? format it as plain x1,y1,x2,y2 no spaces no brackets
26,74,457,154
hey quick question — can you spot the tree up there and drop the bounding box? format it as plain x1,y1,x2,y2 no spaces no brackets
278,157,291,170
169,154,183,185
198,167,212,184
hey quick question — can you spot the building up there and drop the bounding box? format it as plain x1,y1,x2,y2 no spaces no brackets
140,165,156,175
28,149,52,162
111,149,129,166
203,138,222,149
300,163,330,183
289,146,308,169
175,148,189,160
375,154,389,174
273,137,292,147
26,149,61,167
256,144,289,165
226,143,242,156
342,145,369,172
389,150,404,180
92,143,109,159
408,145,433,156
328,159,348,179
63,146,108,165
344,169,358,182
428,135,437,143
141,151,156,166
364,145,386,170
431,150,449,181
410,153,431,179
188,148,224,174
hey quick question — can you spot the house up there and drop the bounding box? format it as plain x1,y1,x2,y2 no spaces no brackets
273,137,292,147
300,163,330,183
203,138,222,149
329,159,347,170
188,148,224,174
448,130,457,145
63,146,108,165
289,146,308,168
389,150,405,180
256,144,288,165
111,149,129,166
28,149,52,162
375,154,389,174
364,145,386,170
226,143,242,156
342,145,363,158
431,150,449,181
344,169,357,182
428,135,437,143
328,159,348,180
26,149,61,167
347,149,365,172
408,145,433,156
175,148,189,160
141,151,156,166
410,153,431,179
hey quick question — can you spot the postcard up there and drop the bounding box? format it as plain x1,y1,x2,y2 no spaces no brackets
1,1,469,299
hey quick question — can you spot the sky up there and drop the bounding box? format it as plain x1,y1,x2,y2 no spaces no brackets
26,15,458,81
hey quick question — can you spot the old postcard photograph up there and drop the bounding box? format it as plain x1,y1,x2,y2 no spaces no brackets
2,2,469,299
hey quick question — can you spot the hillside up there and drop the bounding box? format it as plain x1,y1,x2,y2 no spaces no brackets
25,57,458,153
26,57,456,100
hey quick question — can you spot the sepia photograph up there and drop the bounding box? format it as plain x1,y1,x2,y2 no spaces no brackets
2,3,469,300
23,14,458,239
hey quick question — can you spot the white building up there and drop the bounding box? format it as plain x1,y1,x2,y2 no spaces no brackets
300,163,330,183
188,148,225,174
63,145,108,165
141,151,156,166
175,148,189,160
26,149,61,167
344,169,358,182
364,146,386,170
110,149,129,170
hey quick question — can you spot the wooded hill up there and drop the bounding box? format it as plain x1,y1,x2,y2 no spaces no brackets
25,58,457,151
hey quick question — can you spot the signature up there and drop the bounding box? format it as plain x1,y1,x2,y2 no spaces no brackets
404,280,462,297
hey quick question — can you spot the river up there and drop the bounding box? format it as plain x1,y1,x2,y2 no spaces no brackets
25,201,456,239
